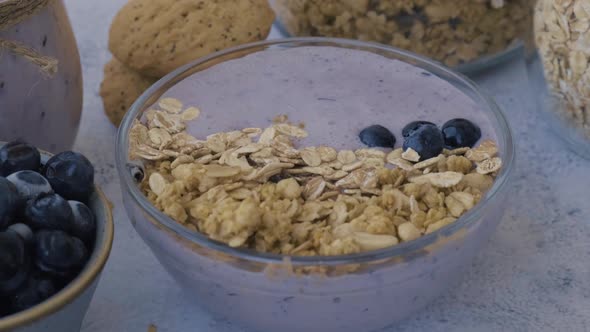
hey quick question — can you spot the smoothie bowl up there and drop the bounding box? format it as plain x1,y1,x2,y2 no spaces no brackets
116,38,514,332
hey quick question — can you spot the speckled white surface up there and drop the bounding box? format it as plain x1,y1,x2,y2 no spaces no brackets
62,1,590,331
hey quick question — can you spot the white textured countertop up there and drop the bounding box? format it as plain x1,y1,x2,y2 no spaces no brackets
64,1,590,331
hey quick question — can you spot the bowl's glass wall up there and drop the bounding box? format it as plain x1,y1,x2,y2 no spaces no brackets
123,189,507,332
117,39,514,331
0,0,83,153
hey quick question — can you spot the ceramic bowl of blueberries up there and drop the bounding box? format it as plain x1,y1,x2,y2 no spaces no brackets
0,141,114,332
116,38,515,332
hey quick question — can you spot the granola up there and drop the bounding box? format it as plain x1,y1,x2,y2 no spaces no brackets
131,98,503,256
534,0,590,138
271,0,534,67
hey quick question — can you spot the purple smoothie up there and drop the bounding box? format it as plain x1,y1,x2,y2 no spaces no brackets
162,46,496,148
127,44,509,332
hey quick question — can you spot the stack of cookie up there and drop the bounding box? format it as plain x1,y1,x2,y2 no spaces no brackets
100,0,275,126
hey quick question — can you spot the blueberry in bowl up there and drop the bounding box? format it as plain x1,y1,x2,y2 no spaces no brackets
358,125,396,148
402,124,445,161
7,171,53,202
0,141,113,332
401,120,436,138
43,151,95,202
24,193,74,233
0,178,20,229
442,118,482,149
0,141,41,177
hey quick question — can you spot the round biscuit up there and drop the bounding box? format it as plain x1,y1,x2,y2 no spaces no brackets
108,0,275,77
99,58,157,127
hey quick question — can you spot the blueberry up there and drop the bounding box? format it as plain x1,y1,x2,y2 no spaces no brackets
0,301,9,318
7,224,34,246
9,275,56,313
402,121,436,138
0,141,41,176
7,170,53,202
268,173,289,183
402,125,444,161
43,152,94,201
359,125,396,148
441,118,482,149
68,201,96,247
0,231,30,295
35,230,88,277
24,193,73,232
0,177,20,229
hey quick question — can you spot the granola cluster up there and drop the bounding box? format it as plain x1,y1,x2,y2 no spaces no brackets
130,98,502,256
534,0,590,138
271,0,533,67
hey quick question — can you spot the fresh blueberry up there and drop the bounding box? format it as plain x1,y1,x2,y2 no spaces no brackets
0,177,20,229
7,224,34,246
0,301,9,317
6,170,53,202
43,152,94,201
402,121,436,138
68,201,96,247
9,275,56,312
403,125,444,161
0,231,30,295
24,193,73,232
441,118,482,149
35,230,88,277
0,141,41,177
359,125,396,148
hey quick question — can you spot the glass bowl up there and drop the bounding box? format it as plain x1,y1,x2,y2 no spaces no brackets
116,38,515,332
270,0,535,75
527,55,590,159
529,0,590,160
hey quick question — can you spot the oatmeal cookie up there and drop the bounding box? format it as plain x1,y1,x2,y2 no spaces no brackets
108,0,275,77
99,58,157,127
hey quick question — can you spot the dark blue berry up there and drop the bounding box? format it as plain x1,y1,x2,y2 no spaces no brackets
24,193,73,232
6,170,53,201
359,125,396,148
402,125,444,161
0,177,20,229
0,141,41,177
402,121,436,138
9,275,56,312
0,231,30,295
35,230,88,277
7,224,34,246
43,152,94,201
0,301,9,317
68,201,96,247
441,118,482,149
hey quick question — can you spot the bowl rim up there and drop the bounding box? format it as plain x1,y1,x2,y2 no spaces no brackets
116,37,516,266
0,149,114,329
272,20,526,76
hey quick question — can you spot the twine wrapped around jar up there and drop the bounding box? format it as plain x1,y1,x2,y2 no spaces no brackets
0,0,58,77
